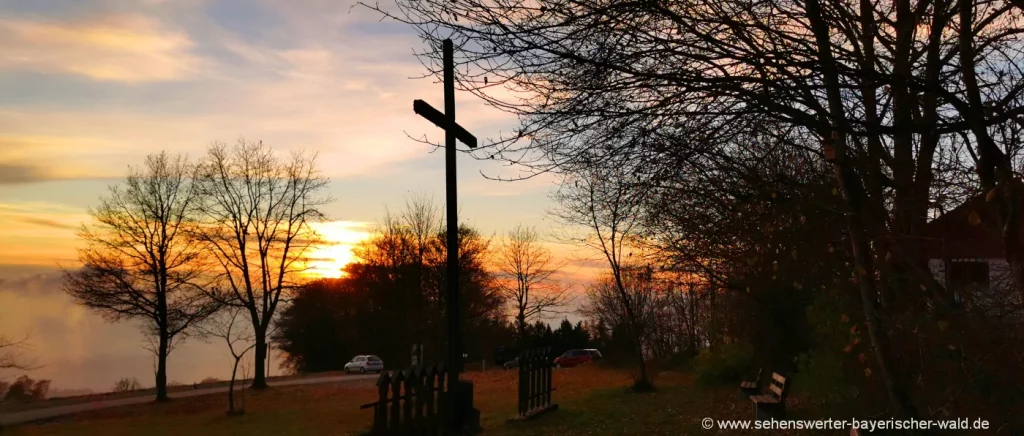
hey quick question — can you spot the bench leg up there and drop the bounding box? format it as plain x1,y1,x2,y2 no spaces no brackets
754,404,774,421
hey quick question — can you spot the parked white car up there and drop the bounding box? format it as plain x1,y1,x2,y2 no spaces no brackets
344,355,384,374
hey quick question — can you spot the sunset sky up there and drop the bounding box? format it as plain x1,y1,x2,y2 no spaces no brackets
0,0,599,393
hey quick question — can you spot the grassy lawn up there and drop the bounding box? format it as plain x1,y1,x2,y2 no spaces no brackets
6,366,833,435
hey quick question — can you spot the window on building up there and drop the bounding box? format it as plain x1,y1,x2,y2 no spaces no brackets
946,261,990,304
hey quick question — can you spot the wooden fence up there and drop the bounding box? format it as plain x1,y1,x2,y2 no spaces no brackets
360,364,450,435
515,347,558,419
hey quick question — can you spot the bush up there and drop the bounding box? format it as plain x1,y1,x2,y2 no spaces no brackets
200,377,220,384
693,342,754,386
112,377,143,393
799,291,869,415
3,375,50,402
652,350,697,370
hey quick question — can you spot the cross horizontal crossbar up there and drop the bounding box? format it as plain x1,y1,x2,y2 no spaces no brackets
413,99,478,149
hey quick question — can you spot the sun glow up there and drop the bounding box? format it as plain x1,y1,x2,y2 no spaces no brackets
304,221,372,278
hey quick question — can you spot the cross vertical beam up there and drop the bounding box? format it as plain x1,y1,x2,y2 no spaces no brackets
412,38,480,434
442,38,463,431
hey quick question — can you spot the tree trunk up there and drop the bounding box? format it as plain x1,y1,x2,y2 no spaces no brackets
804,0,919,420
251,330,268,389
630,320,649,385
688,287,698,352
155,331,169,402
228,357,240,413
515,312,527,349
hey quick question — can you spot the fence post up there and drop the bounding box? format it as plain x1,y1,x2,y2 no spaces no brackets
374,372,391,433
402,369,416,434
517,349,527,415
390,370,404,432
531,349,539,411
524,349,532,413
411,367,425,434
544,347,553,407
436,363,448,435
537,349,544,408
426,365,438,434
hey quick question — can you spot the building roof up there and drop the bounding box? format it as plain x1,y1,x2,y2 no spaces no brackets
921,191,1011,259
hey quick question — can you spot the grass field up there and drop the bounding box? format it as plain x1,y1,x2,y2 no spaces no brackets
0,372,351,414
5,366,832,436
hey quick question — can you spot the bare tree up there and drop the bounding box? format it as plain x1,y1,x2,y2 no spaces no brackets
198,307,255,415
555,166,654,388
0,331,36,371
366,0,1024,423
63,152,220,402
112,377,143,393
195,139,331,389
402,193,443,352
495,224,569,344
583,266,660,358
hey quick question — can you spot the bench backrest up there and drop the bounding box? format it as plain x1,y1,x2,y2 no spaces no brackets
768,373,790,402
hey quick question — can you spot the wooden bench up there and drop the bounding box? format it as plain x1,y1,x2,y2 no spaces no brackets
750,372,790,420
739,368,762,396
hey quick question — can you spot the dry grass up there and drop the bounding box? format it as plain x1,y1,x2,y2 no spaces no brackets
6,366,833,436
5,366,632,436
0,372,350,414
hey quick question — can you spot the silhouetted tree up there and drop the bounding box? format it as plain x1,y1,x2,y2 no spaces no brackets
275,200,506,371
198,307,255,415
273,278,366,373
3,375,50,402
495,225,569,346
112,377,142,393
195,139,331,389
370,0,1024,424
0,328,35,371
63,152,220,401
555,166,654,387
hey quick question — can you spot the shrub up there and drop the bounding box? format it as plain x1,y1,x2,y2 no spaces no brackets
799,292,869,416
693,342,754,386
652,350,697,370
112,377,143,393
3,375,50,402
200,377,220,384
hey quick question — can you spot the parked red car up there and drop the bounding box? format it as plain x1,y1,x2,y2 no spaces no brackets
553,349,602,367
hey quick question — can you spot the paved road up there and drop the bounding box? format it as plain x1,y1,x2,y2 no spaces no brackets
0,374,378,426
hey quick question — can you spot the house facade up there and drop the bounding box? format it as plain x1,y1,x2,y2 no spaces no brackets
922,195,1021,313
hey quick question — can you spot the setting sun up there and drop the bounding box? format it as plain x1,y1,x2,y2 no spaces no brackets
304,221,373,278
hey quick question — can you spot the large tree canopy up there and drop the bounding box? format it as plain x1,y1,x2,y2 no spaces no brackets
274,206,509,373
63,152,219,401
368,0,1024,426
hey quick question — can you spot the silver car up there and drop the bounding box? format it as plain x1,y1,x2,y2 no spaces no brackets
344,355,384,374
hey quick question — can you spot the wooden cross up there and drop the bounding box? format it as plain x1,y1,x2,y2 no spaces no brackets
412,38,479,432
